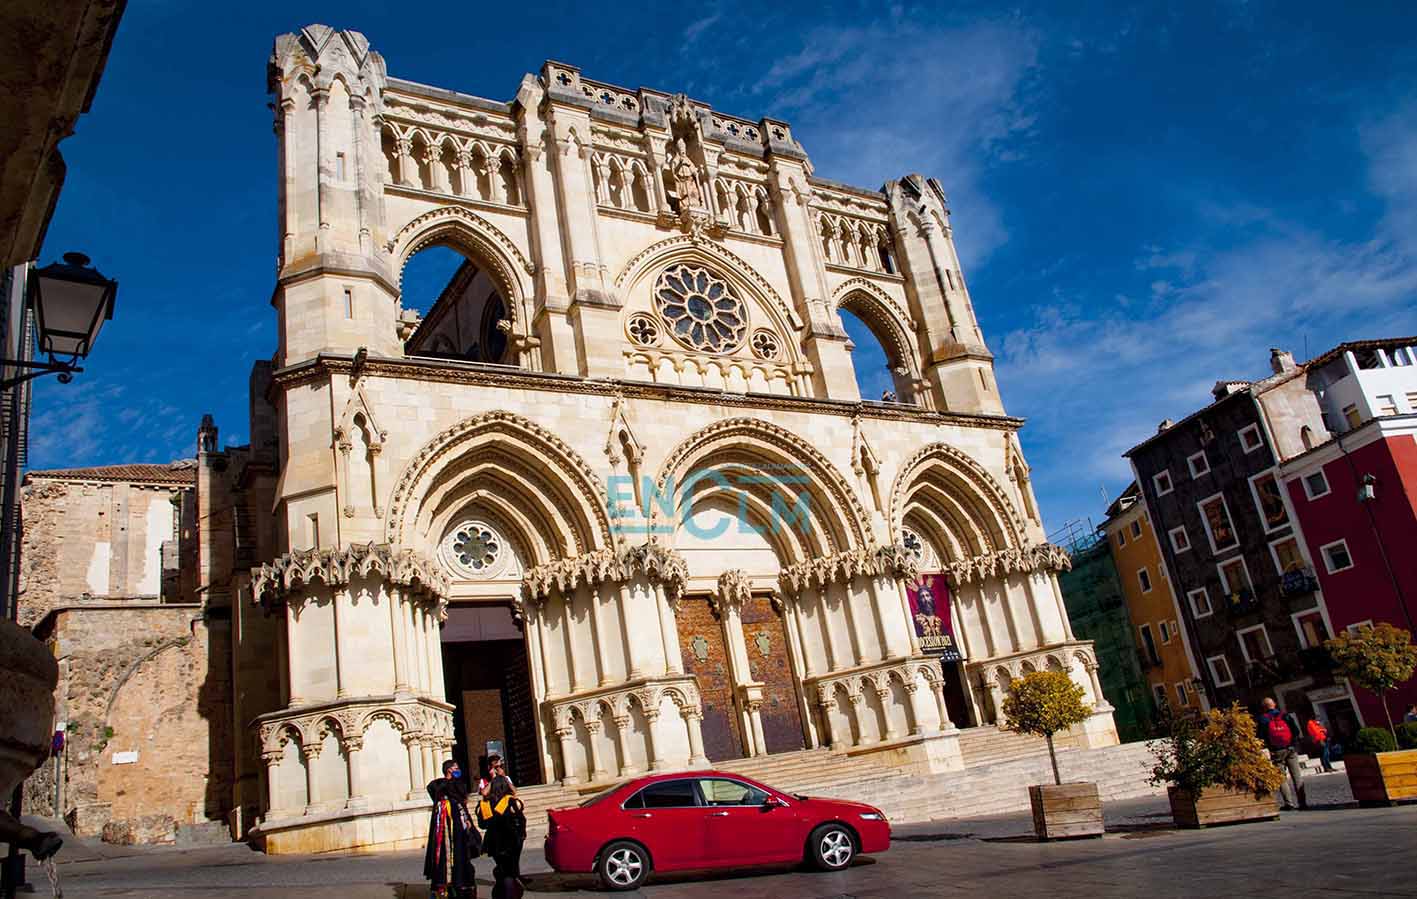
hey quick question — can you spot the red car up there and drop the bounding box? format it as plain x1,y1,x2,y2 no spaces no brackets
543,771,890,891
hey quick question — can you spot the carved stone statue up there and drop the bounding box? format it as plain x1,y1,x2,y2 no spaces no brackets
669,138,701,211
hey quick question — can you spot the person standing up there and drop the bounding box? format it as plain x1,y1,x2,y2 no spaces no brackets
1258,698,1307,810
478,766,527,899
1304,715,1334,772
1405,704,1417,724
425,760,482,898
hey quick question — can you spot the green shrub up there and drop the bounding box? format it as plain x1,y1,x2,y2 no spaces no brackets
1351,727,1397,755
1149,703,1286,798
1396,722,1417,750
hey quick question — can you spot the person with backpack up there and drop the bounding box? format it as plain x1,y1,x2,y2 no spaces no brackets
1258,697,1307,810
477,765,527,899
1305,715,1334,772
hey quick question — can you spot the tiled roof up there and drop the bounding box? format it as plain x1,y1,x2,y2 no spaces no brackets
1303,336,1417,371
25,460,197,486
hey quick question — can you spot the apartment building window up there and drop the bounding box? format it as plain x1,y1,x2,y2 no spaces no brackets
1130,520,1142,539
1153,470,1174,496
1237,624,1274,664
1342,404,1362,430
1320,539,1354,573
1169,525,1191,553
1159,620,1173,644
1198,493,1238,553
1302,470,1330,500
1138,568,1153,593
1249,470,1288,532
1116,530,1127,548
1187,450,1210,479
1347,619,1374,634
1293,611,1328,649
1208,654,1235,687
1375,394,1398,416
1406,391,1417,411
1188,587,1213,618
1139,625,1161,667
1269,536,1304,575
1175,683,1188,707
1153,684,1169,709
1218,556,1252,596
1238,423,1263,453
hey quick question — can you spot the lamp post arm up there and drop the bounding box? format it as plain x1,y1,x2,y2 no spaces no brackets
0,357,81,391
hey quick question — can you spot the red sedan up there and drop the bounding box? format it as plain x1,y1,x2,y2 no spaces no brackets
543,771,890,891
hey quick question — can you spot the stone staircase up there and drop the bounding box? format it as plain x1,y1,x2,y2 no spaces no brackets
516,733,1167,839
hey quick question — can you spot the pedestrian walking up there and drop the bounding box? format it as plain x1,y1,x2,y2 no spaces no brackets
1305,715,1334,772
1258,698,1307,810
425,759,482,898
477,752,514,797
477,766,527,899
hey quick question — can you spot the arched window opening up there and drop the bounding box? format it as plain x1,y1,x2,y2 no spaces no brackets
608,159,627,209
401,244,517,366
630,165,652,212
412,134,433,190
838,305,916,406
498,153,521,205
878,234,897,274
1300,425,1316,450
754,191,773,235
819,216,834,262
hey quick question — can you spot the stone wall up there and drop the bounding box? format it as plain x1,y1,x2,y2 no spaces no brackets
24,605,233,845
19,472,195,627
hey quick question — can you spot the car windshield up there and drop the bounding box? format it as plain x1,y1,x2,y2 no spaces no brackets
578,785,621,807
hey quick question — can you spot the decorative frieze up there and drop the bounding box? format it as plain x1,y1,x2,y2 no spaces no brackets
522,542,689,604
778,543,919,594
942,543,1072,587
250,543,449,609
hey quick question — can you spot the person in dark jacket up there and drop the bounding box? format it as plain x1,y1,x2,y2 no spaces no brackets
477,766,526,899
424,759,481,898
1258,698,1307,810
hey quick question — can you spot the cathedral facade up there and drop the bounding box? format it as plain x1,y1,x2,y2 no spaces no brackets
225,24,1116,853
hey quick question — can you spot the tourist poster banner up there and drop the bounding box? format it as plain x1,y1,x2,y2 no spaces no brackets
908,573,963,662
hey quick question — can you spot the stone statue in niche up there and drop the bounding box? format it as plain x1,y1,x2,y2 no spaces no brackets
669,139,702,211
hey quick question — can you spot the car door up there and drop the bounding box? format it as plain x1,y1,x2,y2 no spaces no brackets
620,778,708,871
697,777,801,866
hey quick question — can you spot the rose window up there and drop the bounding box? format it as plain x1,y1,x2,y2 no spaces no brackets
654,264,747,354
454,526,499,570
440,520,513,580
626,313,660,347
750,329,781,360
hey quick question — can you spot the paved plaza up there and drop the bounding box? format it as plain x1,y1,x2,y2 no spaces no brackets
18,773,1414,898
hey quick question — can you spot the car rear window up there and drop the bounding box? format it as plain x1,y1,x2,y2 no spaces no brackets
630,779,698,809
578,785,621,808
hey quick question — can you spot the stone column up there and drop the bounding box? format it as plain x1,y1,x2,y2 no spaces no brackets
584,719,609,781
850,693,874,744
389,588,409,693
395,136,418,187
403,734,424,800
556,726,582,786
286,603,306,705
820,696,845,750
428,607,447,700
612,714,640,776
904,683,927,736
1051,575,1076,641
344,735,367,809
302,743,323,809
618,584,646,678
931,678,953,730
563,592,590,693
987,676,1007,728
413,605,431,695
683,710,708,766
332,589,348,698
312,86,332,240
876,687,901,741
895,579,923,657
275,617,291,706
786,599,816,676
817,589,843,671
587,584,613,686
1085,662,1105,706
747,699,768,756
262,750,286,816
656,586,683,675
837,583,867,665
643,708,666,771
422,740,438,787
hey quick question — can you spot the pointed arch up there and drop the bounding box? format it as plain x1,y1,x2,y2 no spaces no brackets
386,204,533,329
890,442,1026,560
384,410,614,566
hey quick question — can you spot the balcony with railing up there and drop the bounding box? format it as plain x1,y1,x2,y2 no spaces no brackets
1280,567,1320,598
1224,588,1260,616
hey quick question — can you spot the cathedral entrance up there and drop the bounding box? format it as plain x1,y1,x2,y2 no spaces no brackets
675,596,744,762
938,660,975,727
440,605,543,787
740,595,806,754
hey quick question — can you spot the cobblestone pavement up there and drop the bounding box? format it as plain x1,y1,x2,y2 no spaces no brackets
26,773,1417,898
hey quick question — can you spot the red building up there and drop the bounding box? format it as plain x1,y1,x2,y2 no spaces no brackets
1278,338,1417,730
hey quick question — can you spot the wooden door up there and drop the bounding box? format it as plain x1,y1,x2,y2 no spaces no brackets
676,597,743,761
740,596,806,754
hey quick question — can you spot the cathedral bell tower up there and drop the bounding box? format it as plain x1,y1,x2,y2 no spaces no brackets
885,175,1003,415
268,25,399,366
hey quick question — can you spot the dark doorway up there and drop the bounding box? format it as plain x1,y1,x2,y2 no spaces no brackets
441,605,543,787
939,660,974,728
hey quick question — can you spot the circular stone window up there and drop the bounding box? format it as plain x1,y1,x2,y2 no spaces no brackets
654,264,747,354
626,312,660,347
440,520,509,579
750,329,782,360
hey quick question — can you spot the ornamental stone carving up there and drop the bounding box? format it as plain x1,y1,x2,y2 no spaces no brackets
940,542,1072,587
778,543,918,594
250,542,450,609
522,542,689,605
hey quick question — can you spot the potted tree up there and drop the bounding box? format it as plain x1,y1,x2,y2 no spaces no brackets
1326,623,1417,805
1002,669,1100,840
1150,703,1285,827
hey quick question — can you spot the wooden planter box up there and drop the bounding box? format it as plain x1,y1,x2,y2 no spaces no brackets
1344,750,1417,806
1029,782,1103,840
1168,785,1278,828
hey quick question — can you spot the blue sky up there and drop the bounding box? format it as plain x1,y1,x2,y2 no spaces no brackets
31,1,1417,534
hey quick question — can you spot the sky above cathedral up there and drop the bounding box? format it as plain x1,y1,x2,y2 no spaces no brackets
30,1,1417,535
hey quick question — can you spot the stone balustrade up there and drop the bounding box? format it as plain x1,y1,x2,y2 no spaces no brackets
806,656,953,751
544,674,705,785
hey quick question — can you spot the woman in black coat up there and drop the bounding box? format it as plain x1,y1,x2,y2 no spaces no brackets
424,760,482,898
476,770,526,899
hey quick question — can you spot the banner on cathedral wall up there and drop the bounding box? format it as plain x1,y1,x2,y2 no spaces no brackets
908,573,963,663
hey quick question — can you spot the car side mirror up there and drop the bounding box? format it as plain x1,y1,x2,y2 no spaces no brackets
763,795,783,809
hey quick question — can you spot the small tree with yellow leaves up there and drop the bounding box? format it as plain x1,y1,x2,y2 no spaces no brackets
1002,670,1092,786
1327,623,1417,741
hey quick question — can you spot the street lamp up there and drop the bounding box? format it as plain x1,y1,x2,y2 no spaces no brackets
0,252,117,390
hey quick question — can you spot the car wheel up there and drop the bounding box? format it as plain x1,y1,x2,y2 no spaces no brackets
598,840,649,891
809,823,856,871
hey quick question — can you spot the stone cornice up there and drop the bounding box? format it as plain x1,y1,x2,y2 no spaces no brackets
523,542,689,604
268,353,1026,433
943,542,1072,587
250,542,450,609
779,544,919,594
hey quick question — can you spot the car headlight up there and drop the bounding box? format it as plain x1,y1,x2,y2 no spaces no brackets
859,812,885,821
